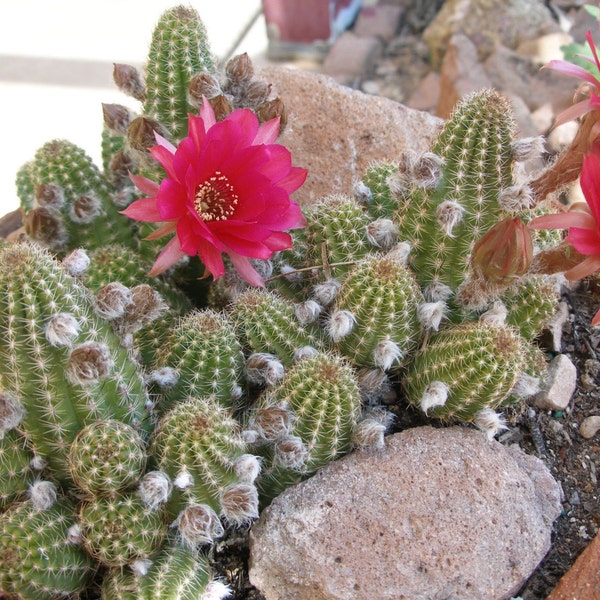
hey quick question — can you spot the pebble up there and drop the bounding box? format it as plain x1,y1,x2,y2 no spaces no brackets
579,415,600,439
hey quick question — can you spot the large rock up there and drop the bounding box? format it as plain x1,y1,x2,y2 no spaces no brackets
259,66,443,205
423,0,559,68
249,426,562,600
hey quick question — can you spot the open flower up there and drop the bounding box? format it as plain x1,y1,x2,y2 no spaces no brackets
529,149,600,325
544,29,600,127
122,99,307,286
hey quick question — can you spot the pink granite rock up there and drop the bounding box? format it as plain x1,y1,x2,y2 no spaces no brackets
258,66,443,205
249,426,561,600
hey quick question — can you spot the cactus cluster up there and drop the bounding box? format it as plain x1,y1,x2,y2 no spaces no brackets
1,4,568,599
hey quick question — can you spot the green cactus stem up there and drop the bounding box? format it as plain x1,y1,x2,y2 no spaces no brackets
0,428,36,509
0,243,151,482
0,497,97,599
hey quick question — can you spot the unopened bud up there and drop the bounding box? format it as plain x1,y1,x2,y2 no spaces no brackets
127,116,168,154
70,194,102,224
67,523,83,544
420,381,449,414
367,218,399,250
226,52,254,85
436,200,466,236
417,301,447,331
233,454,261,484
510,373,540,399
62,248,90,277
113,63,145,101
473,409,508,440
35,183,64,210
386,242,411,266
274,435,307,469
354,180,372,205
24,207,68,250
148,367,180,390
139,471,172,510
45,313,80,347
30,455,47,471
327,310,356,342
245,353,285,387
256,98,287,130
245,80,272,104
203,581,232,600
357,367,391,404
0,391,25,436
108,151,136,188
250,404,292,440
189,72,222,106
131,558,153,576
352,418,386,449
294,345,319,362
174,470,194,490
29,480,57,510
479,301,508,327
220,483,259,525
498,184,535,212
96,282,133,320
67,342,113,386
102,103,132,134
175,504,224,548
312,279,341,306
412,152,443,189
117,285,166,334
209,94,234,121
471,218,533,284
424,281,453,302
373,339,403,371
511,136,545,162
295,300,322,325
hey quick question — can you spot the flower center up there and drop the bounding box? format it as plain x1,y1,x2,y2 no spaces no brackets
194,171,239,222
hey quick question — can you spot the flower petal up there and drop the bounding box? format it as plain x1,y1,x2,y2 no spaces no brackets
130,173,160,197
254,118,281,145
144,221,178,240
227,251,265,287
544,58,600,89
566,226,600,254
148,236,186,276
564,253,600,280
120,198,162,222
199,97,216,130
581,152,600,224
529,211,595,231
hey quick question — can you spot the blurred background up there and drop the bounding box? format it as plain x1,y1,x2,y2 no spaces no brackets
0,1,271,216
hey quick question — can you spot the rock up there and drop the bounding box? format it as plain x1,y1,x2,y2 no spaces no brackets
547,530,600,599
249,426,561,600
406,71,441,112
423,0,559,68
515,32,574,66
323,31,383,81
436,33,492,119
258,66,443,205
532,354,578,410
579,415,600,439
353,5,405,43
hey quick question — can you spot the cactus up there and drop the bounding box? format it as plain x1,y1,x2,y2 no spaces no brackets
149,396,259,537
248,352,362,504
0,243,151,482
151,310,245,411
359,161,403,221
17,139,136,253
402,321,527,424
329,254,424,370
0,428,36,509
0,497,97,599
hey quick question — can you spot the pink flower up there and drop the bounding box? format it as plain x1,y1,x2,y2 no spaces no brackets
545,30,600,127
529,150,600,325
122,100,307,286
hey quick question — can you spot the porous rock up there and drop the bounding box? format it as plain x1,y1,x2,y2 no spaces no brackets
259,66,443,205
249,426,561,600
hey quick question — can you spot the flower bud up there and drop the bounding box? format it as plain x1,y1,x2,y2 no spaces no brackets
69,194,102,224
245,353,285,387
233,454,261,484
0,391,25,436
35,183,64,210
139,471,172,510
127,116,168,154
226,52,254,85
352,418,386,449
473,409,508,440
189,73,222,105
102,103,132,134
420,381,448,414
67,342,114,386
436,200,465,236
108,151,136,189
209,94,234,121
175,504,224,547
511,136,545,162
96,282,134,320
471,217,533,285
354,180,372,205
113,63,145,101
274,435,307,469
245,80,272,104
24,207,68,250
174,470,194,490
312,279,341,306
294,345,319,362
373,339,403,371
327,310,356,342
356,367,391,404
256,98,287,130
62,248,90,277
386,242,412,266
250,404,292,440
220,483,259,525
417,301,447,332
45,313,80,347
411,151,443,189
29,480,57,510
294,300,322,325
478,301,508,327
498,183,534,212
367,218,399,250
148,367,180,390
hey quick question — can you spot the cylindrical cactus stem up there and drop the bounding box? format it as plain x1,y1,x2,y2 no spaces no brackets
0,428,36,509
249,352,362,504
143,6,216,142
358,161,402,221
328,254,424,371
101,540,231,600
0,243,151,482
67,419,147,497
0,497,97,600
78,492,167,567
18,139,136,253
149,396,260,533
230,288,326,366
151,309,245,412
402,321,527,425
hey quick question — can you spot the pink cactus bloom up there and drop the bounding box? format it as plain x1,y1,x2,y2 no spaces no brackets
122,100,307,286
529,150,600,325
545,30,600,128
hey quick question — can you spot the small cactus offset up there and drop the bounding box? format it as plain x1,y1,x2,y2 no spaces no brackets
0,428,36,509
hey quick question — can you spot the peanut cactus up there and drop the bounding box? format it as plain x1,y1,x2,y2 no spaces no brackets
0,428,36,509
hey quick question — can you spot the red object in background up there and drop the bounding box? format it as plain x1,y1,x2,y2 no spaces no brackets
262,0,362,48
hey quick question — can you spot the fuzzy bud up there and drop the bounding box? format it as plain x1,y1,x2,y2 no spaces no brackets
189,73,222,105
417,301,447,332
115,285,166,334
424,281,453,302
245,80,272,104
209,94,235,121
357,367,391,404
67,342,113,386
352,418,386,449
294,345,319,362
67,523,83,544
312,279,341,306
113,63,145,101
250,404,292,440
274,435,308,470
131,558,153,577
420,381,449,414
327,310,356,342
436,200,466,236
102,103,132,134
127,116,168,154
510,373,540,399
471,218,533,285
30,455,47,471
173,470,194,490
220,483,259,525
295,300,322,325
96,282,134,320
511,136,545,162
35,183,64,210
386,242,412,266
479,301,508,327
24,207,68,250
0,391,25,436
175,504,224,547
245,353,285,387
69,195,102,224
279,264,303,284
354,180,372,204
203,581,233,600
233,454,261,484
139,471,172,510
29,480,57,510
108,151,136,189
412,151,443,189
45,313,80,347
498,183,535,212
256,98,287,130
226,52,254,85
62,248,90,277
148,367,180,390
473,409,508,440
366,218,399,250
373,339,403,371
456,277,493,311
